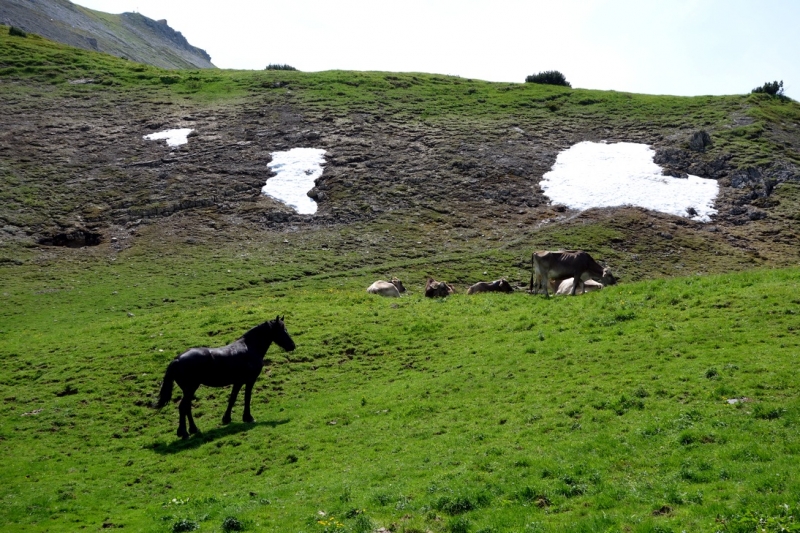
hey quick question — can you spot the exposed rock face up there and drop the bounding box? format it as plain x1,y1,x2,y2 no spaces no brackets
0,0,214,69
653,147,730,180
688,130,713,152
38,226,103,247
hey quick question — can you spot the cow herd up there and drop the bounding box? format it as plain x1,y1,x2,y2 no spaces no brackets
367,250,615,298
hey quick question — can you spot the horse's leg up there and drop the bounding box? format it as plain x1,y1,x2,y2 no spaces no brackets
222,383,242,425
242,380,255,423
185,385,200,434
177,388,190,439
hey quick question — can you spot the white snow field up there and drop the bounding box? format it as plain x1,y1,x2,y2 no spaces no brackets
142,128,194,147
540,141,718,222
262,148,327,215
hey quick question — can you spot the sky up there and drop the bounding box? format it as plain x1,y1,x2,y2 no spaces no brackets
71,0,798,98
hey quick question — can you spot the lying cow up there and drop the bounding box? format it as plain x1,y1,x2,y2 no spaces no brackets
551,277,603,296
467,278,513,295
425,278,455,298
366,278,406,297
530,250,611,297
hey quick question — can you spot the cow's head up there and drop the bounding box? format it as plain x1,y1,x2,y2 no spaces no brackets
391,278,406,293
599,268,617,286
497,278,513,293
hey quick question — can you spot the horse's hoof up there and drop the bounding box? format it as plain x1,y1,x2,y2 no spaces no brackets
221,416,231,425
189,426,199,434
177,429,189,439
243,415,254,423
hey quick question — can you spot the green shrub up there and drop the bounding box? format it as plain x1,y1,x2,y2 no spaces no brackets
751,80,784,96
753,404,784,420
171,518,199,532
525,70,571,87
221,516,244,532
9,26,27,38
447,515,472,533
351,513,373,533
265,64,298,71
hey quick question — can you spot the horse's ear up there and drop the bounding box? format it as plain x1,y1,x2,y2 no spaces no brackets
275,315,280,322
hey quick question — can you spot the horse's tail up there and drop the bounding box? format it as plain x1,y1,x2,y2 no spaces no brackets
154,359,178,409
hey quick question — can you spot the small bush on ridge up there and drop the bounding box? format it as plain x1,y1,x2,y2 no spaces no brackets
525,70,571,87
9,26,28,38
751,80,784,97
266,64,298,71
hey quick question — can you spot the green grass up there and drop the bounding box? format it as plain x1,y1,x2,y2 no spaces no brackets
2,246,799,532
3,24,800,532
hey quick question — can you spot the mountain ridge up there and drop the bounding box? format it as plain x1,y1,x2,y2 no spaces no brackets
0,0,214,69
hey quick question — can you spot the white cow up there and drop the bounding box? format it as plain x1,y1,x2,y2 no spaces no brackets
551,277,603,296
367,278,406,297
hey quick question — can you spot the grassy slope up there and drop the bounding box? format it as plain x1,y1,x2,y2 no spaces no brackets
1,252,799,532
2,29,800,532
2,26,799,173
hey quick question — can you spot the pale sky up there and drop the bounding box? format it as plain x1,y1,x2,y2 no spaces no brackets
71,0,798,99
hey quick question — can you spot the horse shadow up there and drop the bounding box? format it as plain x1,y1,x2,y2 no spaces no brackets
149,418,290,455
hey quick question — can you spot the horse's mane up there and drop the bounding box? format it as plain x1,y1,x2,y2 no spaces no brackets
241,320,274,342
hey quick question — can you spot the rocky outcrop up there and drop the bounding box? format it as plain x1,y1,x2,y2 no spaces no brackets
0,0,215,69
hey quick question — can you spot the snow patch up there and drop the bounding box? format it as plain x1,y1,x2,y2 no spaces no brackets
143,128,194,147
263,148,327,215
541,141,718,222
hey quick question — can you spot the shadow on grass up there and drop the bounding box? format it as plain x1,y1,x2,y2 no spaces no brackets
148,418,290,454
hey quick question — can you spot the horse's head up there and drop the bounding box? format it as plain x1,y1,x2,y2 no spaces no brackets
272,315,296,352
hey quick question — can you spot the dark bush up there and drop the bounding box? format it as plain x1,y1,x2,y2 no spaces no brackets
751,80,784,96
265,64,298,71
171,518,199,532
9,26,27,38
447,515,472,533
222,516,245,532
525,70,571,87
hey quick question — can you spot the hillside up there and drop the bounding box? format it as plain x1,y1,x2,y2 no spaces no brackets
1,27,800,533
1,26,799,283
0,0,214,69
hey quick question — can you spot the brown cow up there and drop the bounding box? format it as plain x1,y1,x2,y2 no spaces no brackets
467,278,513,295
529,250,611,297
367,278,406,297
425,278,455,298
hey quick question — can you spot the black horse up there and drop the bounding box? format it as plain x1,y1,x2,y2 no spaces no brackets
154,316,295,439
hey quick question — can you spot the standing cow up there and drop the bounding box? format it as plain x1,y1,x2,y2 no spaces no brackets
367,278,406,297
530,250,611,297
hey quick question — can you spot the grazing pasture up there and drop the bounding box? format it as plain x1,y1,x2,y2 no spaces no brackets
1,248,799,532
2,27,800,533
